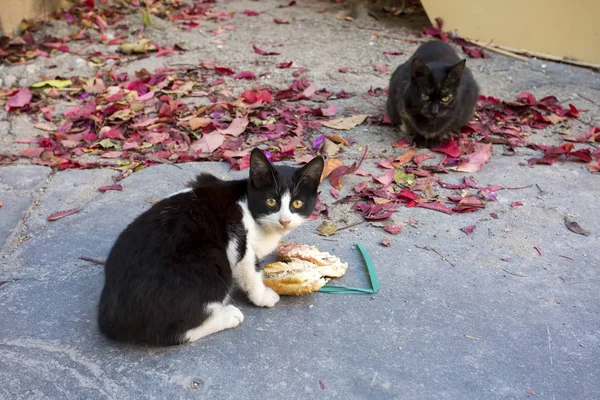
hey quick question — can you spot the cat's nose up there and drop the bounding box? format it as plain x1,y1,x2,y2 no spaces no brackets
430,104,439,116
279,220,291,227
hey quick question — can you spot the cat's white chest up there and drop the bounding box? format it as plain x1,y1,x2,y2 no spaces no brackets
238,200,285,260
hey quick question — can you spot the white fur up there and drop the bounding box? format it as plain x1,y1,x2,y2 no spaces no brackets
168,188,192,197
184,303,244,342
255,191,305,239
226,236,239,267
232,198,284,307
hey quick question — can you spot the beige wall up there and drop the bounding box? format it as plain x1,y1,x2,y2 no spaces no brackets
421,0,600,65
0,0,65,34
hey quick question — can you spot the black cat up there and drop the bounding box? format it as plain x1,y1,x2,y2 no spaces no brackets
387,40,480,148
97,149,324,346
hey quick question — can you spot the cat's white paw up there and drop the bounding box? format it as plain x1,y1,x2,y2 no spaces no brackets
222,305,244,328
250,285,280,308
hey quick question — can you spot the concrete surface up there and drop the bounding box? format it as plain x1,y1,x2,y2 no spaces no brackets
1,0,599,399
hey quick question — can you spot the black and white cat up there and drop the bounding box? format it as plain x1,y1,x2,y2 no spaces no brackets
97,149,325,345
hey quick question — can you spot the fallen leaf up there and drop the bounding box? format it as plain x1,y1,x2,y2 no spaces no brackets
48,208,80,221
392,148,416,166
392,139,411,149
316,220,337,237
384,224,402,234
243,10,260,16
320,158,344,182
145,197,162,204
98,184,123,192
234,71,257,80
564,218,589,236
381,237,392,247
215,66,235,75
218,116,249,137
533,246,542,256
189,117,212,130
277,61,294,68
431,139,461,158
464,335,480,341
274,18,290,24
119,39,156,54
0,201,3,207
373,170,394,185
373,64,389,73
455,143,492,172
6,88,32,111
325,134,350,146
253,44,280,56
321,114,368,130
461,225,476,236
31,79,72,89
339,67,348,73
192,132,225,153
511,201,523,207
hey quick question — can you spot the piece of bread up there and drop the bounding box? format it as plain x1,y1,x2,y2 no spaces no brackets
276,242,349,278
263,260,329,296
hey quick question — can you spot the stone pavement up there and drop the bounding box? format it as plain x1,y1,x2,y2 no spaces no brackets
1,0,599,399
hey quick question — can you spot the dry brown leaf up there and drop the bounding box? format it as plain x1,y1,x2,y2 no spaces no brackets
325,134,350,146
145,197,162,204
321,114,368,130
392,148,416,167
320,139,341,156
316,220,337,237
189,117,212,130
320,158,344,183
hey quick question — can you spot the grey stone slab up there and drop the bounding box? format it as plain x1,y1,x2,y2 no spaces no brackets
0,158,598,399
0,165,51,191
23,168,118,236
0,194,32,250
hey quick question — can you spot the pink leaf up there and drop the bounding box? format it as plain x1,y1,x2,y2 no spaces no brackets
373,170,394,185
192,132,225,153
416,202,453,215
455,143,492,172
384,224,402,234
511,201,523,207
253,45,280,56
48,208,79,221
461,225,476,236
392,139,411,149
339,67,348,73
373,64,389,73
20,147,44,158
217,116,249,137
244,10,260,16
6,88,33,111
215,66,235,76
98,184,123,192
274,18,289,24
277,61,293,68
234,71,257,80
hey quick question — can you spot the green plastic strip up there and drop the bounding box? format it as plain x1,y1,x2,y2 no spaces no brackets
318,243,380,294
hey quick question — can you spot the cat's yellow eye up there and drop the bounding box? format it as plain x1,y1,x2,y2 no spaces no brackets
421,94,430,101
441,96,451,103
266,198,277,207
292,199,303,209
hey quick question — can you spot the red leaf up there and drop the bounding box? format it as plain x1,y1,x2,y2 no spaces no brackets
413,154,434,165
392,139,411,149
490,213,499,219
215,66,235,76
339,67,348,73
382,51,403,55
330,188,339,199
567,149,592,163
241,90,272,104
293,68,308,77
6,88,33,111
253,45,280,56
372,170,394,185
461,46,490,59
274,18,289,24
461,225,476,236
191,132,225,153
277,61,293,68
431,139,461,158
416,202,453,215
533,246,542,256
155,47,175,57
511,201,523,207
373,64,389,73
329,146,368,189
319,380,326,390
381,237,392,247
234,71,257,80
48,208,80,221
98,184,123,192
243,10,260,16
384,224,402,235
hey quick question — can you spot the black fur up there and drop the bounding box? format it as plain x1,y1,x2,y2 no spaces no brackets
97,149,324,346
387,40,480,148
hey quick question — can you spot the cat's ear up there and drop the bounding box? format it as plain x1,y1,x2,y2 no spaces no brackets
250,148,277,188
411,58,430,80
443,59,466,89
295,156,325,192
